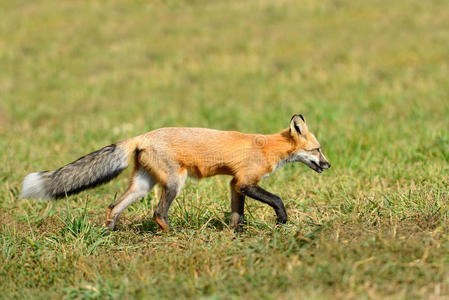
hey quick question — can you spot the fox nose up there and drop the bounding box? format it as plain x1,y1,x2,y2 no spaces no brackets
320,161,331,169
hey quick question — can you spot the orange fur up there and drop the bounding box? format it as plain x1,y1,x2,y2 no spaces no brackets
22,115,329,231
107,114,329,230
118,126,319,187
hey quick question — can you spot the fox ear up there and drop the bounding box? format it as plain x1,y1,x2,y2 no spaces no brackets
290,114,307,136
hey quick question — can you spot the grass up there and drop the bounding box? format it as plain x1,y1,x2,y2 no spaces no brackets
1,0,448,298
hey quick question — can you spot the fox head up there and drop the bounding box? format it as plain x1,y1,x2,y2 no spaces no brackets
288,114,331,173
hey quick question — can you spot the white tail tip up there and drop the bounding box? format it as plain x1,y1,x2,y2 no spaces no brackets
20,172,50,200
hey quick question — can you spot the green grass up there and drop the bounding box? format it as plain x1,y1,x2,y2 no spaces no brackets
1,0,449,299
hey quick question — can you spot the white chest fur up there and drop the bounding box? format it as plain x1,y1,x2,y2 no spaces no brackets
262,156,294,179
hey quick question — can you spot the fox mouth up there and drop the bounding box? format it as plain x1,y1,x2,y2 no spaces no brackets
310,161,323,173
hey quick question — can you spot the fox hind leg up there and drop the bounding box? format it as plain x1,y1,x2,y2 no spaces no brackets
153,169,187,232
106,167,155,230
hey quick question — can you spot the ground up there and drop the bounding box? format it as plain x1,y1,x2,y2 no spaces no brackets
0,0,448,299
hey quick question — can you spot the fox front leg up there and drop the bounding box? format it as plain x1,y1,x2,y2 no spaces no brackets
230,179,245,229
239,185,287,224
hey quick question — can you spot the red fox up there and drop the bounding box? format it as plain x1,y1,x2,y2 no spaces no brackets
20,114,330,231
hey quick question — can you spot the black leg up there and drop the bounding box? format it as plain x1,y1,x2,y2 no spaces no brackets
230,179,245,228
239,185,287,224
230,189,245,228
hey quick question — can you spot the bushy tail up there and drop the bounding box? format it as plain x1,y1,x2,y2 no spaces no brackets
20,144,131,200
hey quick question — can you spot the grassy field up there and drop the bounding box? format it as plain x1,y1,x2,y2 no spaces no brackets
1,0,448,298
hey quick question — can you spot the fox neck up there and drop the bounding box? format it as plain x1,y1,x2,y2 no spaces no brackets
262,129,300,171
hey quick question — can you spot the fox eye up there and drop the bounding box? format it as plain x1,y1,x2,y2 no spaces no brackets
306,148,320,153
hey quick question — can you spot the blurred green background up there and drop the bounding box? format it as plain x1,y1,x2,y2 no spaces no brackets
1,0,448,299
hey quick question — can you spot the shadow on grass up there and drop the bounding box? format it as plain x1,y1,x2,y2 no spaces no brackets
126,218,162,234
205,216,229,231
123,213,231,234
